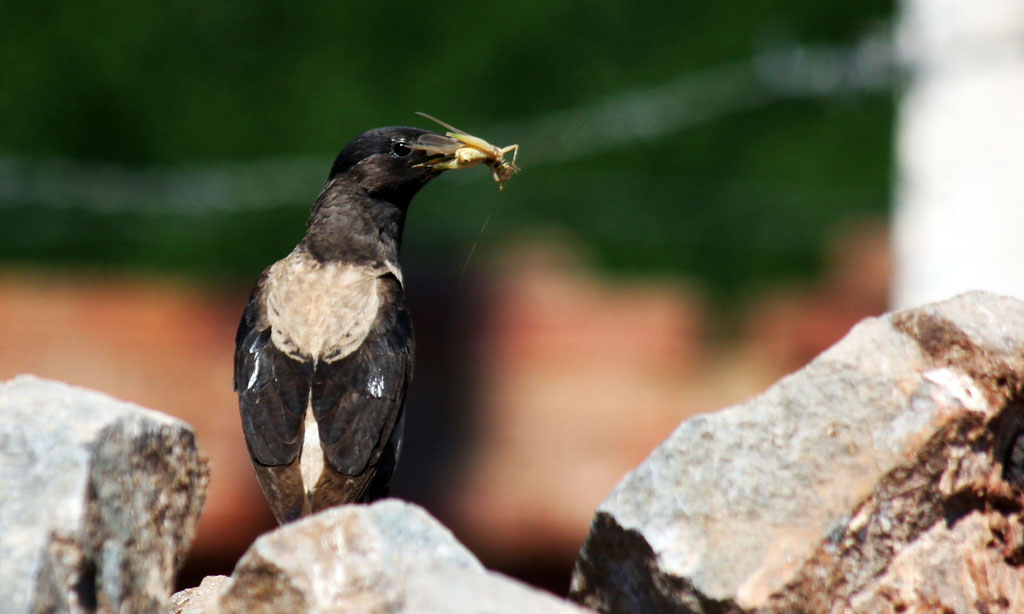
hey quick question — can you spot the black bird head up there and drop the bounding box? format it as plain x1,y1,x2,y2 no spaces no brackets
327,126,462,206
304,126,469,263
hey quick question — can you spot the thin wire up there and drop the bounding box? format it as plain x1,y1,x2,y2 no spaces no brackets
0,27,893,216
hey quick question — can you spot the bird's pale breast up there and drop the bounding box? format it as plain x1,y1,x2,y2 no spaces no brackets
264,250,393,363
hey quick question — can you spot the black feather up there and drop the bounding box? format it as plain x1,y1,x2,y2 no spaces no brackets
311,273,413,475
234,275,313,466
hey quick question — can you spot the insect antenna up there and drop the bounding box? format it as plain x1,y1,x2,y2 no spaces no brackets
415,111,470,137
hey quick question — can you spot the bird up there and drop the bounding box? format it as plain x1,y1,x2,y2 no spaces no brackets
233,125,476,523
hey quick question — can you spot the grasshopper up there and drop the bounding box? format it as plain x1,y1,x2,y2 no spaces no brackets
412,112,520,190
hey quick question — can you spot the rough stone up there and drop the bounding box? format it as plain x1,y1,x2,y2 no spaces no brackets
569,291,1024,613
210,499,590,614
0,375,209,614
168,576,229,614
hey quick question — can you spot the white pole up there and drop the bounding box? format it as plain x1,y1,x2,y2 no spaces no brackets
893,0,1024,308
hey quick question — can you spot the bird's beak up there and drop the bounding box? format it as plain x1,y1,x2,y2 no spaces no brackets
408,133,468,170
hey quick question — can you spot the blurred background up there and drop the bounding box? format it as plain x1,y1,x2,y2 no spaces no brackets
2,0,1020,597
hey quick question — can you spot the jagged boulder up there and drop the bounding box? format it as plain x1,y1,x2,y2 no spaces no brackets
570,291,1024,613
0,375,209,614
177,499,589,614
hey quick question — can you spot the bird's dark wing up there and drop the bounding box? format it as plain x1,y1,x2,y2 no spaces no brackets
311,273,413,476
234,275,312,467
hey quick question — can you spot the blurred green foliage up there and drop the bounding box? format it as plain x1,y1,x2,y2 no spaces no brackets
0,1,892,297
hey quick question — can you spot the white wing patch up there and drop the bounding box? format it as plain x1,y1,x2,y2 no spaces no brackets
246,351,262,391
300,409,325,497
368,372,386,398
265,250,388,362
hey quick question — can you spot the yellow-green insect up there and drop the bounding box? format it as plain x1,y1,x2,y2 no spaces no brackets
412,112,520,190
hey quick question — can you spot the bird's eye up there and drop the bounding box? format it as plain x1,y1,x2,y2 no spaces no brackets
390,141,412,158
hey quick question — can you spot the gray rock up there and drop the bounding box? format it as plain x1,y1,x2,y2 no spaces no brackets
168,576,229,614
570,291,1024,613
0,375,209,614
212,499,590,614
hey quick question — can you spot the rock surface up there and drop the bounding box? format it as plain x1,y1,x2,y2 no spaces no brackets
0,375,209,614
168,575,229,614
199,500,589,614
570,291,1024,613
